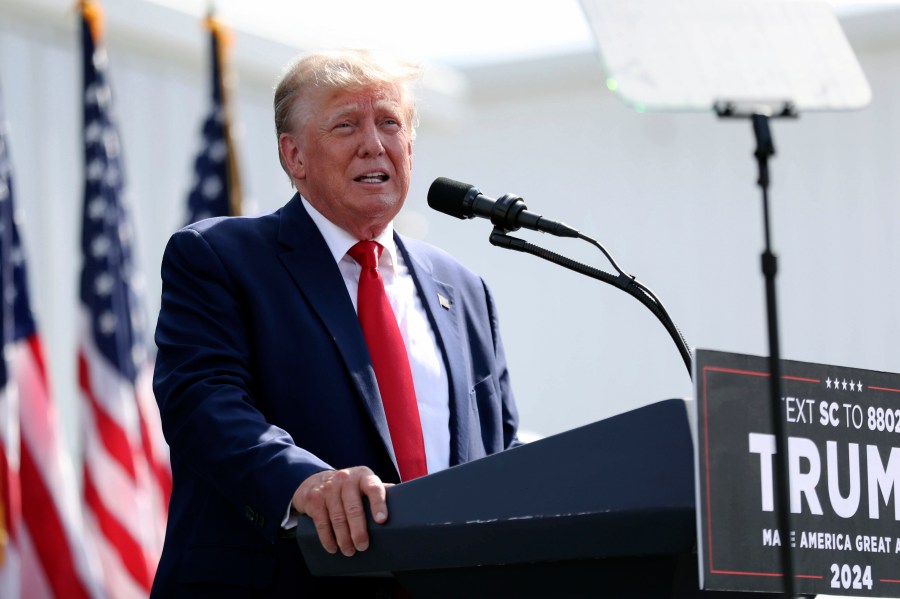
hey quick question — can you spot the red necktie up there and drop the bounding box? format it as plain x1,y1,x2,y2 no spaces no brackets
348,241,427,481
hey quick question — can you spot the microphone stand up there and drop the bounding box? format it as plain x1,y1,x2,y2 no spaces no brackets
488,227,693,378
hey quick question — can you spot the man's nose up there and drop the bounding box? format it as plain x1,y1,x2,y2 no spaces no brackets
357,121,385,157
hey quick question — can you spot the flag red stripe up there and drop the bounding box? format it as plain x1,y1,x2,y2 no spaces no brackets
26,335,48,387
20,437,91,599
83,467,152,590
78,352,137,479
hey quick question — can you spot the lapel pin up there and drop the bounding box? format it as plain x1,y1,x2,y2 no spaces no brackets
438,293,451,310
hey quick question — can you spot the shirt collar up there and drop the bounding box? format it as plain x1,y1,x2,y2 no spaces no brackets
300,195,397,268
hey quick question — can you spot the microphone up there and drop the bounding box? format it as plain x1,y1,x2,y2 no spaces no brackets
427,177,579,238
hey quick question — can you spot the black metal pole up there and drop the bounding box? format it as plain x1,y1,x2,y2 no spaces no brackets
752,113,795,597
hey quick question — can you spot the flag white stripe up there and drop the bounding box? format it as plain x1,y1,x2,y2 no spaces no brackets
0,531,21,599
0,356,22,599
84,511,148,599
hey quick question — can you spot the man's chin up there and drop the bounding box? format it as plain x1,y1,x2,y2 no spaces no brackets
357,195,405,220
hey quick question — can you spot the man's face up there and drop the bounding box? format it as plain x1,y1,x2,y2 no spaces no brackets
280,84,413,239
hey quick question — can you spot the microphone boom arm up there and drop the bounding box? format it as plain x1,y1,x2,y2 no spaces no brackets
489,227,693,378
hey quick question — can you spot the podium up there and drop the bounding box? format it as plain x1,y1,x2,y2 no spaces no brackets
296,399,754,597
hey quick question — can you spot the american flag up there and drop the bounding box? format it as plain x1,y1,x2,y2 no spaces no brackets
0,85,105,598
78,3,170,597
186,15,242,224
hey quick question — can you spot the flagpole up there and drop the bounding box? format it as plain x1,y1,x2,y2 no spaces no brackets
188,10,243,223
207,12,242,216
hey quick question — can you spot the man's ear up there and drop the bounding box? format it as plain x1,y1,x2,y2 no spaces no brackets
278,133,306,181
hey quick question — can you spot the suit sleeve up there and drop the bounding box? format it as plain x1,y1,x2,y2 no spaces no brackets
482,278,521,450
153,227,332,543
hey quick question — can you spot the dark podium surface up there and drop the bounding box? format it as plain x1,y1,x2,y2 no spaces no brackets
296,399,756,597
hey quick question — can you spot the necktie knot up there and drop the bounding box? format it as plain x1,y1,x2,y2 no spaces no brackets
348,240,383,269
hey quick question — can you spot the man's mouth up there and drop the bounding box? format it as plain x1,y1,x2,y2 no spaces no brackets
354,172,389,183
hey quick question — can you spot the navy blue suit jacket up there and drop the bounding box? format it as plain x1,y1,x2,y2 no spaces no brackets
151,195,519,597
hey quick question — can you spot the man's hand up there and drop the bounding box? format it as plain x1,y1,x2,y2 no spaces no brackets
292,467,389,556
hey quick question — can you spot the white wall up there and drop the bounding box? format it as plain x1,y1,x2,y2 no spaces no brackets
1,0,898,450
410,10,900,436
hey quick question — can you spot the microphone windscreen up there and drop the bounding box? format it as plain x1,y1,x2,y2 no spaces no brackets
427,177,475,219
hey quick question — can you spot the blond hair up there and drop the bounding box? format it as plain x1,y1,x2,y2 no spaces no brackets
273,49,422,177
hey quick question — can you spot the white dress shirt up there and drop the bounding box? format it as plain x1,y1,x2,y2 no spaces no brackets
301,197,451,474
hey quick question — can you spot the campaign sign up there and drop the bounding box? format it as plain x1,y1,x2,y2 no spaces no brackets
696,349,900,596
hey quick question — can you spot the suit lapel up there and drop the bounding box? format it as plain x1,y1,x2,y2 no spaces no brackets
395,234,470,467
276,196,398,474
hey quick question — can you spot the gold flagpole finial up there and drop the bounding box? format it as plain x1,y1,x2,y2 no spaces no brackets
76,0,105,42
202,7,242,215
204,13,234,53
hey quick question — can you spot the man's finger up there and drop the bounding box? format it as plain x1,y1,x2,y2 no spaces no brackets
302,484,338,555
342,477,370,552
361,472,389,524
326,470,355,556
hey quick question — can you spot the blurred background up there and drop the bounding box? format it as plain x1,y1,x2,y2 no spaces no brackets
1,0,899,444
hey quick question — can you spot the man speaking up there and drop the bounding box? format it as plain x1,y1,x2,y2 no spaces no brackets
151,49,520,597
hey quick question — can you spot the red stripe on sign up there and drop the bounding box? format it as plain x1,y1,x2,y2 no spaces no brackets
712,570,820,579
703,366,819,384
711,569,783,577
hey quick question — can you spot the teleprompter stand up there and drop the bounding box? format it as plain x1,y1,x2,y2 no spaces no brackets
715,100,799,595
